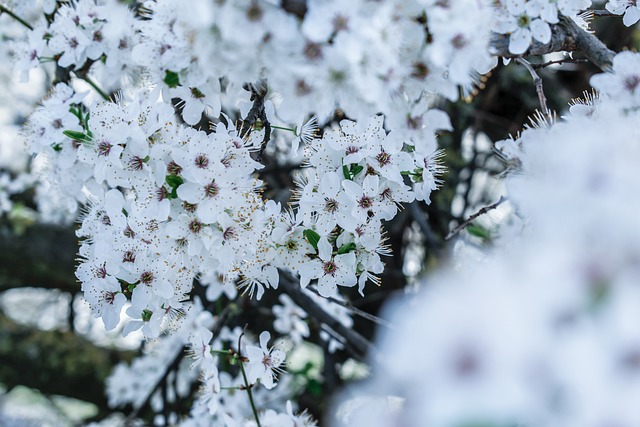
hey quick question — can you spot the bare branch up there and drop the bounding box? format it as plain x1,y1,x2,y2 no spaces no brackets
592,10,619,17
516,58,550,117
307,286,394,329
532,58,589,69
445,196,507,241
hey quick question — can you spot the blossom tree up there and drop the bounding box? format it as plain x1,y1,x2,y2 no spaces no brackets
0,0,637,426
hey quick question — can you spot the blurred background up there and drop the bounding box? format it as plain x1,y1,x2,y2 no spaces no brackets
0,1,637,425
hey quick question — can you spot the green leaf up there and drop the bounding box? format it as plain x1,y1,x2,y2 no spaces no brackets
303,229,321,250
342,164,350,180
351,164,364,177
165,174,184,189
141,309,153,322
164,70,180,88
466,224,490,240
63,130,91,142
337,242,356,254
51,143,62,152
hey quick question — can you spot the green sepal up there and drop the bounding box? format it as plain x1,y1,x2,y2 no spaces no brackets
165,174,184,189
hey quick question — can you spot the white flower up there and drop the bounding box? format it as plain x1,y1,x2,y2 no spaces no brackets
606,0,640,26
245,331,286,390
298,237,357,298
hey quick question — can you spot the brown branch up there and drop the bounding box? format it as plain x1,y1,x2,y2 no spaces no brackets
445,196,507,240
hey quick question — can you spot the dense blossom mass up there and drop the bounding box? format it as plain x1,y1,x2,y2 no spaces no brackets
0,0,638,425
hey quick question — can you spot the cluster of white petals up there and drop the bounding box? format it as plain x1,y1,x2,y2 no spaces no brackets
493,0,591,54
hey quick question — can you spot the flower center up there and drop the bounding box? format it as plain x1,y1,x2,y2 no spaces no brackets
194,154,209,169
204,181,219,198
140,271,154,284
324,198,339,213
323,261,338,276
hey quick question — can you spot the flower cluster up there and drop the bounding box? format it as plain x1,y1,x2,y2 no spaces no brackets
12,0,496,132
12,0,136,86
493,0,592,55
606,0,640,26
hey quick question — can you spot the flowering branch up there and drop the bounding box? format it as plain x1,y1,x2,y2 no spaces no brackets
491,16,615,71
0,4,33,30
445,196,507,241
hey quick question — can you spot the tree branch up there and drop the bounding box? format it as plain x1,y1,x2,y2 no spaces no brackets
517,58,550,117
124,303,233,425
491,16,615,71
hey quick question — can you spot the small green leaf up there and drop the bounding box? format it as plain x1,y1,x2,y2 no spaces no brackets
466,224,490,240
337,242,356,254
141,309,153,322
164,70,180,88
165,174,184,189
342,164,350,180
303,229,321,250
63,130,91,142
51,143,62,152
351,165,364,177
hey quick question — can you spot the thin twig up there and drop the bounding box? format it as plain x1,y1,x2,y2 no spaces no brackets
76,73,110,101
532,58,589,70
237,326,261,427
517,58,550,118
308,286,393,329
0,5,34,30
592,9,618,17
445,196,507,241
